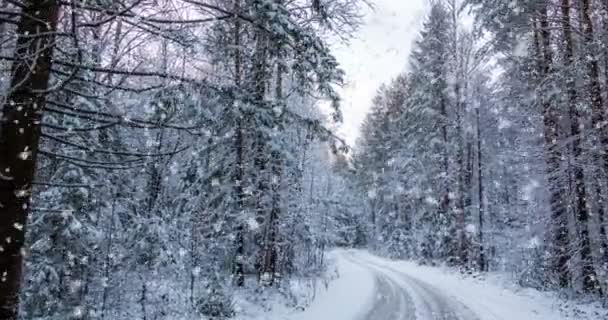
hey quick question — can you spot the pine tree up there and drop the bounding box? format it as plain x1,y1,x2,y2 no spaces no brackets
0,1,60,318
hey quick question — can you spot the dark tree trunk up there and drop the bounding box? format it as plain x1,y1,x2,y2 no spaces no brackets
596,0,608,279
251,22,272,282
562,0,602,294
603,0,608,92
0,0,7,54
0,1,60,318
439,92,453,260
581,0,608,171
596,180,608,274
260,51,285,286
465,141,474,209
475,107,486,272
535,6,571,289
260,150,281,286
455,78,468,267
449,0,468,267
232,0,246,287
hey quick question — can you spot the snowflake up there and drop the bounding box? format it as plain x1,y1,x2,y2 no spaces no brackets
368,189,377,199
211,178,220,187
247,217,260,231
465,224,476,234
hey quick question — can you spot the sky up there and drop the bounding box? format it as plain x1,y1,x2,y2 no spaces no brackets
331,0,426,147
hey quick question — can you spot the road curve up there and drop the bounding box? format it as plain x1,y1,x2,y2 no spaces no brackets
343,252,480,320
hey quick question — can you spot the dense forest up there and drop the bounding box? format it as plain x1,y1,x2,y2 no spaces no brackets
355,0,608,298
1,0,608,319
0,0,367,319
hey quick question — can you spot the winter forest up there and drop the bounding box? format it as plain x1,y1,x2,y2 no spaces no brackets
1,0,608,319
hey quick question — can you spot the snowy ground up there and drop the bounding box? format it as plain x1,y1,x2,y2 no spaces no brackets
248,250,607,320
235,251,375,320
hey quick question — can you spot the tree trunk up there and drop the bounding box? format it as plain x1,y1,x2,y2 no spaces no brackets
475,107,486,272
594,179,608,289
562,0,601,294
603,0,608,92
0,1,60,318
582,0,608,164
447,1,464,265
231,0,248,287
260,48,285,286
260,150,281,286
535,6,571,288
596,0,608,275
454,55,468,267
251,17,272,283
456,106,468,266
439,90,452,260
0,0,7,55
581,0,608,178
101,194,118,320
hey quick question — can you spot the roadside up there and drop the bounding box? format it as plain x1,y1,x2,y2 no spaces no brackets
236,250,607,320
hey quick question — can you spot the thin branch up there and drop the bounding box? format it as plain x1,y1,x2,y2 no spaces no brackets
41,133,191,158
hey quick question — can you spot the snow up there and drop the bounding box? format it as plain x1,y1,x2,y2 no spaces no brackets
349,250,606,320
288,252,375,320
246,250,606,320
239,250,375,320
465,223,476,234
498,117,513,130
247,217,260,231
424,196,438,206
527,236,541,249
367,189,377,199
522,179,540,201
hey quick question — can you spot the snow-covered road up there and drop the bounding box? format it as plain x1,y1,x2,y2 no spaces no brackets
282,250,604,320
345,252,479,320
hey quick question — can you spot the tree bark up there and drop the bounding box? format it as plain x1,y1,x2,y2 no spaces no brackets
0,1,60,318
439,84,452,261
535,5,571,288
581,0,608,166
250,14,272,283
561,0,601,294
475,106,486,272
260,45,285,286
260,150,281,286
232,0,246,287
451,5,468,266
595,0,608,273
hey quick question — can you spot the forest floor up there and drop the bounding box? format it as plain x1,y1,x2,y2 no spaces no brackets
243,250,607,320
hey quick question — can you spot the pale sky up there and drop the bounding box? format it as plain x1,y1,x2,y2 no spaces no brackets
332,0,426,147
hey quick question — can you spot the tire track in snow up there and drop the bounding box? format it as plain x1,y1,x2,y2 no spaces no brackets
344,252,480,320
359,271,415,320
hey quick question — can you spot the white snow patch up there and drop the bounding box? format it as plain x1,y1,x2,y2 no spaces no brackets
367,189,377,199
513,35,529,58
465,223,476,234
238,250,375,320
527,236,541,249
498,117,513,130
424,196,438,206
522,179,540,201
247,217,260,231
211,178,220,187
287,251,375,320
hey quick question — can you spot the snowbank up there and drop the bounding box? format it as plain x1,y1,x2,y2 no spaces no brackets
288,251,375,320
235,250,375,320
